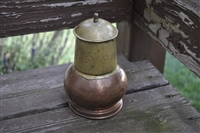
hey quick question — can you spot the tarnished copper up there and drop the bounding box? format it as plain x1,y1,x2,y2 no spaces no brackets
64,13,127,119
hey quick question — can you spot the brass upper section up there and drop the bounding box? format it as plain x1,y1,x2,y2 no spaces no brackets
74,13,118,42
73,13,118,75
74,38,117,75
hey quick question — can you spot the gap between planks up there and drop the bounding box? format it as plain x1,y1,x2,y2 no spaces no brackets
1,85,200,133
0,55,168,121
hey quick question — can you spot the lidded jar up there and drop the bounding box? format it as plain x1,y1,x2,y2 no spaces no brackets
64,13,127,119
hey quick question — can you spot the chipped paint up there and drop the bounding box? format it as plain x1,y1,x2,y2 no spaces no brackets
71,13,83,17
174,0,200,17
166,10,195,26
174,54,200,76
43,2,84,7
150,24,200,62
179,11,194,25
180,41,200,62
193,46,198,49
42,1,110,8
1,12,21,18
187,39,192,44
62,22,66,25
136,0,200,76
25,21,37,24
168,42,177,53
158,28,170,47
144,8,189,38
164,16,175,23
40,17,61,22
155,0,162,4
148,23,161,34
146,0,152,6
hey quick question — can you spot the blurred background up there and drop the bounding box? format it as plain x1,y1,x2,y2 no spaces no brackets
0,29,199,112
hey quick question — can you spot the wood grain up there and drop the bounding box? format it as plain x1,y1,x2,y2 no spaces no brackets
0,55,168,120
149,40,166,73
0,0,133,37
1,85,200,133
116,21,131,59
134,0,200,77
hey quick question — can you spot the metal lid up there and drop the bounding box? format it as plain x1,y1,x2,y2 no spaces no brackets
74,13,118,42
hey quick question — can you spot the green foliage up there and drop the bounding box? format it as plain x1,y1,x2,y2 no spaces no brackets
0,29,75,74
164,52,200,112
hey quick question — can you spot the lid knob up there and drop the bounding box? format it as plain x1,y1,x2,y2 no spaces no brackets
93,13,99,23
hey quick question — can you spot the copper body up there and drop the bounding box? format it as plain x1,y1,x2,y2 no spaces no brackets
64,13,127,119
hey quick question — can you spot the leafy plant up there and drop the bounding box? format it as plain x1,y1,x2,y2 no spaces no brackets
0,29,75,74
164,52,200,112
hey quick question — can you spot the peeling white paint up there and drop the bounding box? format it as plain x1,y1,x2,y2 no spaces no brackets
43,2,84,7
144,8,189,38
40,17,61,22
25,21,37,24
169,42,177,53
176,41,199,62
175,0,200,17
175,53,200,77
155,0,162,4
43,1,110,8
144,8,151,22
67,22,72,24
144,3,200,76
164,16,175,23
1,12,21,18
165,9,195,27
1,12,8,15
71,12,83,17
159,28,170,47
149,23,161,34
187,39,191,44
0,5,7,8
87,0,110,5
193,46,198,49
146,0,152,5
179,11,194,26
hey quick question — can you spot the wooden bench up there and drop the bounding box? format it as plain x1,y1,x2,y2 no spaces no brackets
1,0,200,132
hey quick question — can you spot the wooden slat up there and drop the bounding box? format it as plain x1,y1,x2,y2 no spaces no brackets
116,21,131,59
0,0,133,37
149,40,166,73
117,21,166,73
1,85,200,133
0,55,168,120
133,0,200,77
128,22,151,61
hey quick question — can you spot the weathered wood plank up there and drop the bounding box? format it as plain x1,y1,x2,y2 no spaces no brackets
149,40,166,73
0,55,168,120
128,22,166,73
0,0,133,37
128,22,151,61
116,21,131,59
0,64,70,100
1,85,200,133
133,0,200,77
0,55,156,99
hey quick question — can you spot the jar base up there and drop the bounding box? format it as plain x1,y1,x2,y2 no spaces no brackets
69,99,123,119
